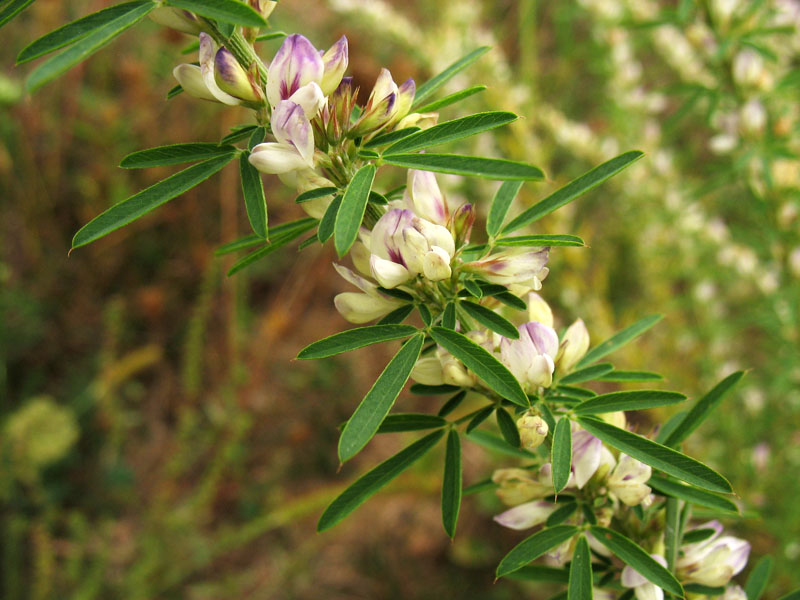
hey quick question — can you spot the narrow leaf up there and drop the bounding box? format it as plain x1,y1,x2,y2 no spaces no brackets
414,85,487,113
26,3,155,92
410,384,460,395
589,526,683,596
598,370,664,382
377,413,447,433
664,497,680,572
214,233,262,256
438,390,466,417
459,300,519,339
430,327,528,407
559,363,614,385
546,502,578,527
568,536,593,600
442,302,456,329
682,528,718,544
0,0,34,29
487,180,524,237
466,406,494,433
165,0,267,26
496,407,521,448
412,46,491,107
495,292,527,311
317,429,444,532
383,154,544,181
338,333,425,462
552,418,572,494
745,557,773,600
378,304,414,325
573,390,686,415
577,314,663,368
297,325,418,359
442,430,462,538
220,125,259,144
496,525,578,578
72,153,233,249
506,565,569,584
662,371,745,448
648,476,739,513
296,186,337,203
495,234,585,247
121,144,239,169
577,417,732,493
363,127,420,148
384,111,517,155
466,430,536,459
317,194,341,242
334,164,376,257
227,220,316,275
502,151,644,234
240,153,268,238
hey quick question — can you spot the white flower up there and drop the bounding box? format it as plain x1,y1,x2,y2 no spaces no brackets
493,500,557,530
332,264,404,324
622,554,668,600
608,454,652,506
557,319,590,373
499,321,559,391
677,521,750,587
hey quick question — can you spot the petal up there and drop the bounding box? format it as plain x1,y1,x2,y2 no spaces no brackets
248,143,308,174
173,64,216,102
334,292,399,324
266,33,324,108
572,430,602,488
332,263,378,294
270,101,314,166
413,218,455,257
410,356,444,386
493,501,556,530
527,292,554,328
288,81,326,118
405,169,448,225
320,35,349,95
199,33,240,105
422,246,452,281
370,254,412,289
214,47,261,102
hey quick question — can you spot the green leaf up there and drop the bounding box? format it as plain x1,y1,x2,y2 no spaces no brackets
496,407,521,448
506,565,569,584
384,112,517,155
377,413,447,433
598,370,664,382
685,584,726,596
442,430,462,539
334,164,376,257
664,497,680,572
776,590,800,600
72,153,234,249
430,327,528,407
317,194,341,243
378,305,414,325
496,525,578,578
577,314,663,368
577,417,732,493
681,528,718,544
589,526,683,596
295,187,337,203
338,333,425,462
662,371,745,448
573,390,687,415
254,30,287,42
17,1,150,63
495,292,527,311
363,127,421,148
501,151,644,234
466,430,537,460
383,154,544,181
568,536,593,600
214,233,262,256
412,46,491,107
410,383,460,395
414,85,487,113
120,143,239,168
546,502,578,527
463,478,497,496
487,181,523,238
466,406,494,433
442,302,456,329
26,2,155,92
240,153,268,239
220,125,259,144
463,279,483,298
495,234,585,247
317,429,444,532
551,418,572,494
648,476,739,513
559,363,614,385
459,300,519,339
227,219,316,276
745,556,773,600
0,0,34,29
165,0,267,26
297,325,418,359
417,303,433,326
438,390,466,417
166,84,184,100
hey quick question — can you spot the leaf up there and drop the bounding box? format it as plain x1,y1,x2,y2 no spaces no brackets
495,292,527,311
317,429,444,532
0,0,34,29
26,2,155,92
463,279,483,298
577,314,663,368
466,430,537,460
551,418,572,494
295,187,337,203
363,127,421,148
377,413,447,433
239,153,268,238
662,371,745,448
410,383,461,395
442,302,456,329
559,363,614,385
506,565,569,584
254,30,287,42
501,151,645,234
573,390,687,415
546,502,578,527
220,125,259,144
215,233,262,256
415,85,487,113
72,153,234,249
317,194,341,243
384,112,517,155
165,0,267,26
412,46,491,107
166,84,184,100
298,325,418,359
384,154,544,181
459,301,519,339
430,327,528,407
466,406,494,433
121,144,238,169
17,1,150,63
334,164,376,257
338,333,425,462
664,497,680,571
438,390,466,417
442,430,462,538
648,476,739,513
417,303,433,326
589,526,683,596
377,305,414,325
495,234,585,247
487,181,523,237
681,528,718,544
685,584,726,596
227,219,316,276
568,536,593,600
463,478,496,496
577,417,732,493
776,591,800,600
745,556,773,600
496,525,578,578
496,407,521,448
598,370,663,382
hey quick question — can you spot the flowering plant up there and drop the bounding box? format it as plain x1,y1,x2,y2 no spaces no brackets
6,0,798,597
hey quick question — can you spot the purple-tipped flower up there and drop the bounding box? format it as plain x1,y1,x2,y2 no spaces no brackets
353,68,400,135
465,247,550,292
320,35,349,95
677,523,750,587
404,169,449,225
450,203,475,247
249,99,315,175
494,500,556,530
389,78,415,126
571,428,603,488
499,321,558,391
172,34,240,106
214,48,263,103
248,0,277,20
332,264,404,324
607,454,652,506
267,34,325,110
557,318,590,373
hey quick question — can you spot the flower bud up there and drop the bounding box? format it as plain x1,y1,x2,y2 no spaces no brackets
410,356,444,386
677,523,750,587
599,410,626,430
571,429,602,489
320,35,349,95
500,322,558,391
492,468,551,505
267,34,324,109
732,49,767,89
352,68,401,135
249,0,277,20
723,586,748,600
214,48,263,103
334,292,402,323
516,412,548,450
494,501,556,530
449,203,475,247
557,319,590,373
465,248,550,290
526,292,554,328
388,78,416,127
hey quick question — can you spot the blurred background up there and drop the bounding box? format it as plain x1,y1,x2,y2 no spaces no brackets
2,0,799,598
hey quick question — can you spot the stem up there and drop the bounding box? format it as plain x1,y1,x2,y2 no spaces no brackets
201,19,269,83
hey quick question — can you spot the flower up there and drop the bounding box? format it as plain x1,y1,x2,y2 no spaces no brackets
516,412,548,450
173,33,243,105
527,292,554,328
607,454,652,506
465,247,550,291
353,69,415,135
493,500,557,530
622,554,668,600
572,428,603,489
332,264,404,323
402,169,449,226
492,468,552,506
249,99,317,174
677,521,750,586
556,318,590,373
213,47,264,104
499,321,559,391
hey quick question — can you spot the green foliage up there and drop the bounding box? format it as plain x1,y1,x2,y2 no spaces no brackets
441,430,462,539
165,0,267,27
551,417,572,493
382,111,517,154
567,536,593,600
496,525,578,578
298,325,418,360
572,390,686,414
334,164,376,257
412,46,491,107
382,154,545,180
